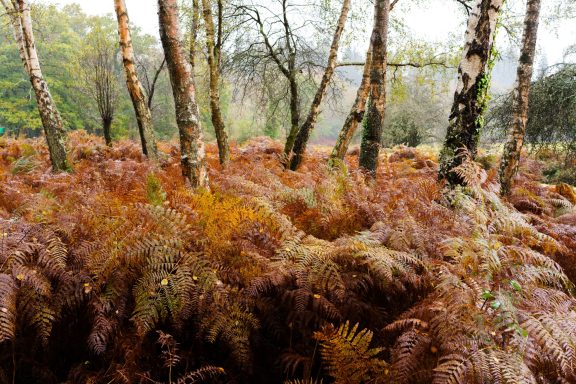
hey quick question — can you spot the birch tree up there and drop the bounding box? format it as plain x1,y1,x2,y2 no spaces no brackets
1,0,69,171
158,0,209,188
328,46,372,167
288,0,351,171
498,0,541,195
438,0,504,186
201,0,230,166
358,0,390,176
114,0,159,161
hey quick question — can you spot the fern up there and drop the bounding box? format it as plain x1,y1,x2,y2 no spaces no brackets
132,247,216,335
0,274,17,342
176,366,225,383
314,321,388,383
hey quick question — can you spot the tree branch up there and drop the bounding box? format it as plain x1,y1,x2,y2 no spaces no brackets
336,61,454,69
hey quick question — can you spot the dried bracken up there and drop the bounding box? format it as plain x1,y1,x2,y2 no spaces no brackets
0,132,574,383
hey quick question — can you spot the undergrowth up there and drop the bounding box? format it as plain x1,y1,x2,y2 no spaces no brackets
0,132,575,383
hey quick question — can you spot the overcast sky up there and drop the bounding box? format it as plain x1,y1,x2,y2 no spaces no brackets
49,0,575,66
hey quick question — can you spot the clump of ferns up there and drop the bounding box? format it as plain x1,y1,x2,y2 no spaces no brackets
0,221,89,384
248,232,426,378
77,202,263,375
74,203,204,353
0,222,80,344
385,223,576,383
382,162,576,383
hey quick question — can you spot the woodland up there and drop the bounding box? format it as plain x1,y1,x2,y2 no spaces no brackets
0,0,575,383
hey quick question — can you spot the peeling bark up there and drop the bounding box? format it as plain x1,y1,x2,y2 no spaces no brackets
499,0,540,195
114,0,159,161
438,0,504,186
158,0,209,188
358,0,390,176
289,0,350,171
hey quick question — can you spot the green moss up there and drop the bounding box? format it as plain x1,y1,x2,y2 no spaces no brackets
475,3,505,131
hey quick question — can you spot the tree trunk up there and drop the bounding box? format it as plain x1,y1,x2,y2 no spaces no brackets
283,75,301,156
499,0,541,195
114,0,159,161
438,0,504,186
189,0,200,71
289,0,351,171
158,0,209,188
201,0,230,166
358,0,390,176
3,0,69,172
281,0,300,157
103,117,113,147
329,45,373,167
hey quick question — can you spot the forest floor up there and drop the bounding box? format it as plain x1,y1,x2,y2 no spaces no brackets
1,131,576,383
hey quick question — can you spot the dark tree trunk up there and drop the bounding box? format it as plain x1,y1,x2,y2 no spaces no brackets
103,117,113,147
283,70,301,157
158,0,209,188
358,0,390,176
289,0,350,171
201,0,230,166
499,0,541,195
438,0,505,187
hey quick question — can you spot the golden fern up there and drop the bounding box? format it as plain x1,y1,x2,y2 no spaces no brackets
314,321,388,384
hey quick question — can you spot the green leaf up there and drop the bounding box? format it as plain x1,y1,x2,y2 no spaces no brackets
490,300,501,310
481,289,494,300
509,280,521,292
515,325,528,338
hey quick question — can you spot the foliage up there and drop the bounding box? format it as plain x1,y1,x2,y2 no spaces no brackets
382,111,423,147
0,129,575,383
486,64,576,167
0,4,173,141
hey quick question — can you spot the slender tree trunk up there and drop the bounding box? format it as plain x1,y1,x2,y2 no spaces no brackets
2,0,69,171
147,59,166,109
201,0,230,166
358,0,390,176
438,0,504,186
103,117,113,147
189,0,200,70
114,0,159,161
329,45,373,167
283,75,301,156
499,0,541,195
281,0,300,157
289,0,351,171
158,0,209,188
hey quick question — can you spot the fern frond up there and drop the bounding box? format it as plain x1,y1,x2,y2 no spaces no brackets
0,274,17,342
315,321,388,383
176,366,225,384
